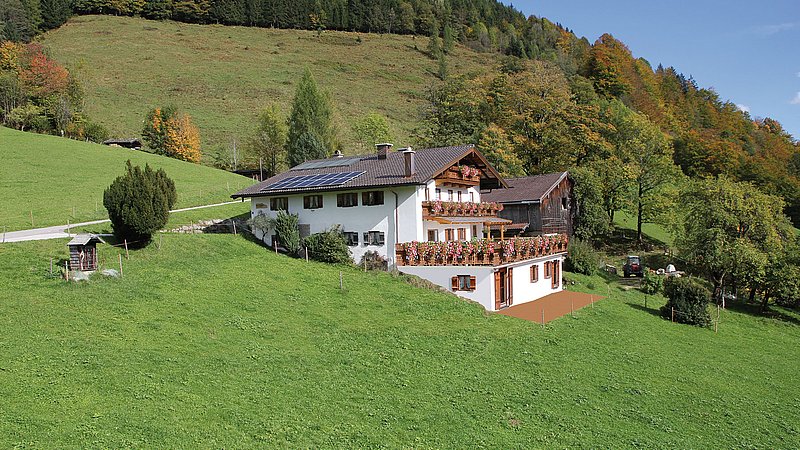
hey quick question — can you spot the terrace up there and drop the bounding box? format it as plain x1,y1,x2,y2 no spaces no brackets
395,234,568,267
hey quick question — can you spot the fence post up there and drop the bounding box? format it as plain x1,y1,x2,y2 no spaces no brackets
671,307,675,322
118,254,123,278
158,234,162,250
364,258,367,272
590,294,594,308
65,261,69,280
2,225,5,243
571,299,574,317
340,271,343,290
716,304,720,333
645,295,648,309
305,247,309,262
232,220,237,235
124,239,129,259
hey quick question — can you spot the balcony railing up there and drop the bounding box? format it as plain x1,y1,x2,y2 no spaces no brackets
422,200,503,218
436,166,481,185
396,235,568,267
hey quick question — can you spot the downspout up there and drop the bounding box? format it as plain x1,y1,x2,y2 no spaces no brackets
391,190,400,269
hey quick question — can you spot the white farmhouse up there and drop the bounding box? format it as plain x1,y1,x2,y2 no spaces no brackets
232,143,568,311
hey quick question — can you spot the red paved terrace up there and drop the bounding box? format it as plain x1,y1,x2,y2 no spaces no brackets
497,291,603,324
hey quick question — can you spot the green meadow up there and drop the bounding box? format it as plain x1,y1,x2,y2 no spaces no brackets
41,15,494,153
1,233,798,447
0,126,253,231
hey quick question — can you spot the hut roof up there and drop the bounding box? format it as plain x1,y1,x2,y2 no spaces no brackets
67,234,106,246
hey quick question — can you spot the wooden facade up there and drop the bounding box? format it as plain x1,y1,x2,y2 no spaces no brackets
67,235,105,271
490,174,573,237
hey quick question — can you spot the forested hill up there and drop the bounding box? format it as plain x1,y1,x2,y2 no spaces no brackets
2,0,799,222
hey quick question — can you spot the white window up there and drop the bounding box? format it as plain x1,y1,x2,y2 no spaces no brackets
363,231,385,246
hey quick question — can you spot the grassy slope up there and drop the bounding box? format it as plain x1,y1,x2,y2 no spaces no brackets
41,15,494,155
0,126,254,231
1,234,798,447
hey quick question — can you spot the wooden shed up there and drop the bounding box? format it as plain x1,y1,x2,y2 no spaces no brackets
67,234,105,271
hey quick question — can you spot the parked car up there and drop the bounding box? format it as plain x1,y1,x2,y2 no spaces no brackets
623,255,644,277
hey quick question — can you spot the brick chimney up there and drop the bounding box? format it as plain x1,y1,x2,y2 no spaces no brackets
403,147,416,177
376,143,392,159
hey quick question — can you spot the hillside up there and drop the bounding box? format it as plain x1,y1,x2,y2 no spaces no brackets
0,126,254,231
40,15,494,156
1,234,798,447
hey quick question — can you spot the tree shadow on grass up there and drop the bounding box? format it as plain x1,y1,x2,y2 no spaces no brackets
626,301,662,318
724,301,800,327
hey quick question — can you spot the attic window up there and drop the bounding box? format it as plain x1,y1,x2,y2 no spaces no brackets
561,197,568,210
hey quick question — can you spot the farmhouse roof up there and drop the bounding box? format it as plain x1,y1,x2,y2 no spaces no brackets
481,172,569,204
232,145,506,198
103,138,142,147
67,234,106,246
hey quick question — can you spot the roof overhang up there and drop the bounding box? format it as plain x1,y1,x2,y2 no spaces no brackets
231,181,424,199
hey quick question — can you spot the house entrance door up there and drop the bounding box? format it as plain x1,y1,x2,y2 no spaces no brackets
494,268,514,309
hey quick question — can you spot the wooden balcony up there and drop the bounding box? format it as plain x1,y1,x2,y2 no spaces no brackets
422,200,503,219
396,235,568,267
435,167,481,186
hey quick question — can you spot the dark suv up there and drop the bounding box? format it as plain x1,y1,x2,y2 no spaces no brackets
623,255,644,278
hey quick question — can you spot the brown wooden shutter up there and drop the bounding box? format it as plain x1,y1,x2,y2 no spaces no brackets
469,276,476,291
507,268,513,305
451,276,459,291
494,271,502,310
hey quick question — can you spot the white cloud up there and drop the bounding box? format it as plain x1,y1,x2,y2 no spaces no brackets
754,22,799,35
792,92,800,105
736,104,750,113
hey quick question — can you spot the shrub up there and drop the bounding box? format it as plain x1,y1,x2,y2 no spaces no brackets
564,238,600,275
103,160,176,244
660,277,711,326
303,225,351,264
360,251,387,271
271,210,301,255
641,270,664,295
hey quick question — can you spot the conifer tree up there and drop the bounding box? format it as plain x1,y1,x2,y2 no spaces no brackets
286,68,335,167
427,18,440,59
103,161,176,244
249,103,287,177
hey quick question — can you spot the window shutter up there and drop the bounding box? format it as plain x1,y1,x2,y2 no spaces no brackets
451,276,459,291
469,276,476,291
508,269,513,304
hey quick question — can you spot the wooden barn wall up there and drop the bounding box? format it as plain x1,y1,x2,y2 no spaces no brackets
539,178,573,235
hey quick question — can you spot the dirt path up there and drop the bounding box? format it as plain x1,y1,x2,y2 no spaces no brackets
497,290,604,324
1,201,241,243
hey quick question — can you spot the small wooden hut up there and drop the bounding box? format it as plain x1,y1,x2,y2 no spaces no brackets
67,234,105,271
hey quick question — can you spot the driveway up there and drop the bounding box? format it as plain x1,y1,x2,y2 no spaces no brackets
1,201,241,243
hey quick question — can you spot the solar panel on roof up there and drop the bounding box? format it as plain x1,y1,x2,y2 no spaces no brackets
291,157,361,171
261,171,365,192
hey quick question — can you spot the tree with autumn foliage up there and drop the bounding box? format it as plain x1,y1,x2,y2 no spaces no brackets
142,106,201,163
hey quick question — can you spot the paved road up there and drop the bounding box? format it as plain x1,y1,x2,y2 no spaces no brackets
1,201,242,243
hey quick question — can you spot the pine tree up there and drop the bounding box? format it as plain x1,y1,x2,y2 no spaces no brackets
286,68,335,167
427,18,440,59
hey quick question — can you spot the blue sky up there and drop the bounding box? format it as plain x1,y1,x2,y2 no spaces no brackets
508,0,800,140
